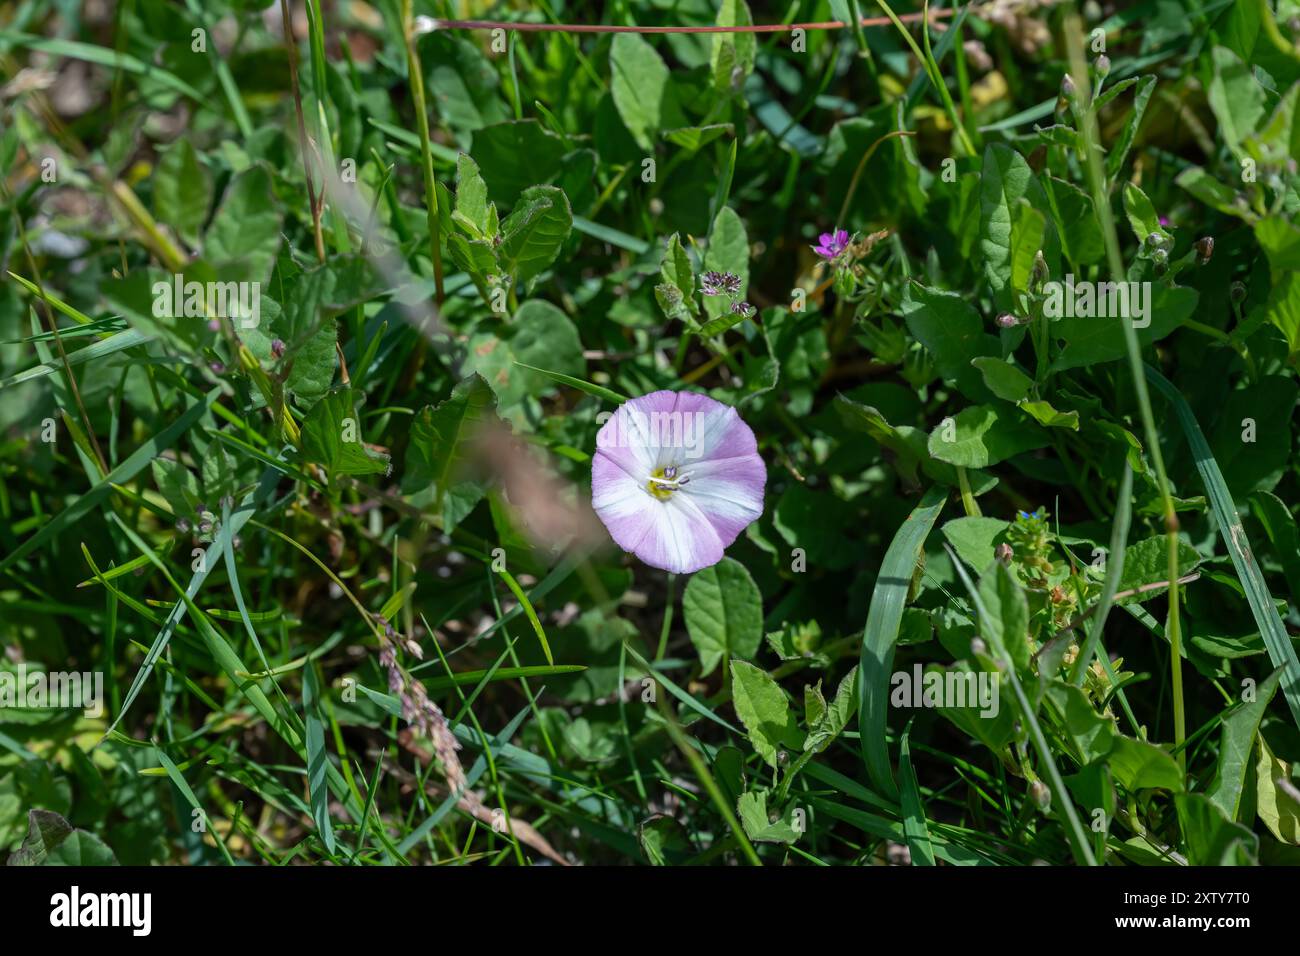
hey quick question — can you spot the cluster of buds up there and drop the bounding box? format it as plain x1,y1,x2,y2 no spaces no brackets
375,616,470,802
1006,509,1056,586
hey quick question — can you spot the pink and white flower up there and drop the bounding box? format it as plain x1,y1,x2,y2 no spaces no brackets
591,390,765,574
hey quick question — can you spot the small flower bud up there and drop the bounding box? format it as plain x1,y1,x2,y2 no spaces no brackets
1195,236,1214,265
1030,780,1051,811
970,637,987,655
1152,248,1169,276
1031,250,1049,291
1230,281,1247,304
1060,73,1076,100
996,312,1018,329
271,338,286,359
995,542,1013,564
1095,55,1110,78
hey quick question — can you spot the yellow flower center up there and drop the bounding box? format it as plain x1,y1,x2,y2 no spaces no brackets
646,465,689,501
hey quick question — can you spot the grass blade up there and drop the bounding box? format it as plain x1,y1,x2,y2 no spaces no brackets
859,485,947,799
1146,365,1300,732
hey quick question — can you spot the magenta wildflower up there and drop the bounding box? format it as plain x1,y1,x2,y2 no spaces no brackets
812,228,850,261
591,390,766,574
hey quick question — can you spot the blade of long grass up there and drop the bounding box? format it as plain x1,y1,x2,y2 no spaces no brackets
1145,365,1300,731
859,485,947,799
898,719,935,865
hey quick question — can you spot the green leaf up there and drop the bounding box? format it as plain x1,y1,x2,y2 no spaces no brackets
971,356,1032,402
1109,735,1185,793
1049,284,1199,372
657,233,697,319
402,374,499,530
151,456,203,518
204,164,282,285
1256,734,1300,844
1115,535,1202,603
499,184,572,285
804,665,858,754
465,300,584,409
977,561,1030,671
610,33,670,151
941,516,1009,575
901,283,999,400
1208,375,1298,496
702,206,750,321
1206,667,1282,821
980,144,1051,309
7,809,118,866
683,556,763,677
1175,793,1257,864
1206,45,1268,155
834,394,927,487
470,120,567,204
1105,75,1157,178
730,660,801,767
710,0,756,94
737,788,801,844
154,138,212,246
1122,182,1169,246
928,404,1051,468
452,152,493,239
302,388,390,478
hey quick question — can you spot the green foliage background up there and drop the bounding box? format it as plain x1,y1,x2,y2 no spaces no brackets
2,0,1300,866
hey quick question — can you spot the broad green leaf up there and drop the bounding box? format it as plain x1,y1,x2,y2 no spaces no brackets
1049,285,1199,372
730,660,801,766
684,556,763,676
154,138,211,246
737,789,801,844
204,164,282,285
1109,735,1185,793
301,388,390,478
1175,793,1257,864
499,184,572,285
470,120,567,203
971,356,1031,402
610,33,669,150
901,283,999,400
7,809,117,866
1114,535,1201,603
1206,45,1268,154
927,404,1051,468
941,516,1009,573
402,374,498,530
976,561,1030,671
151,456,203,518
738,790,795,842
